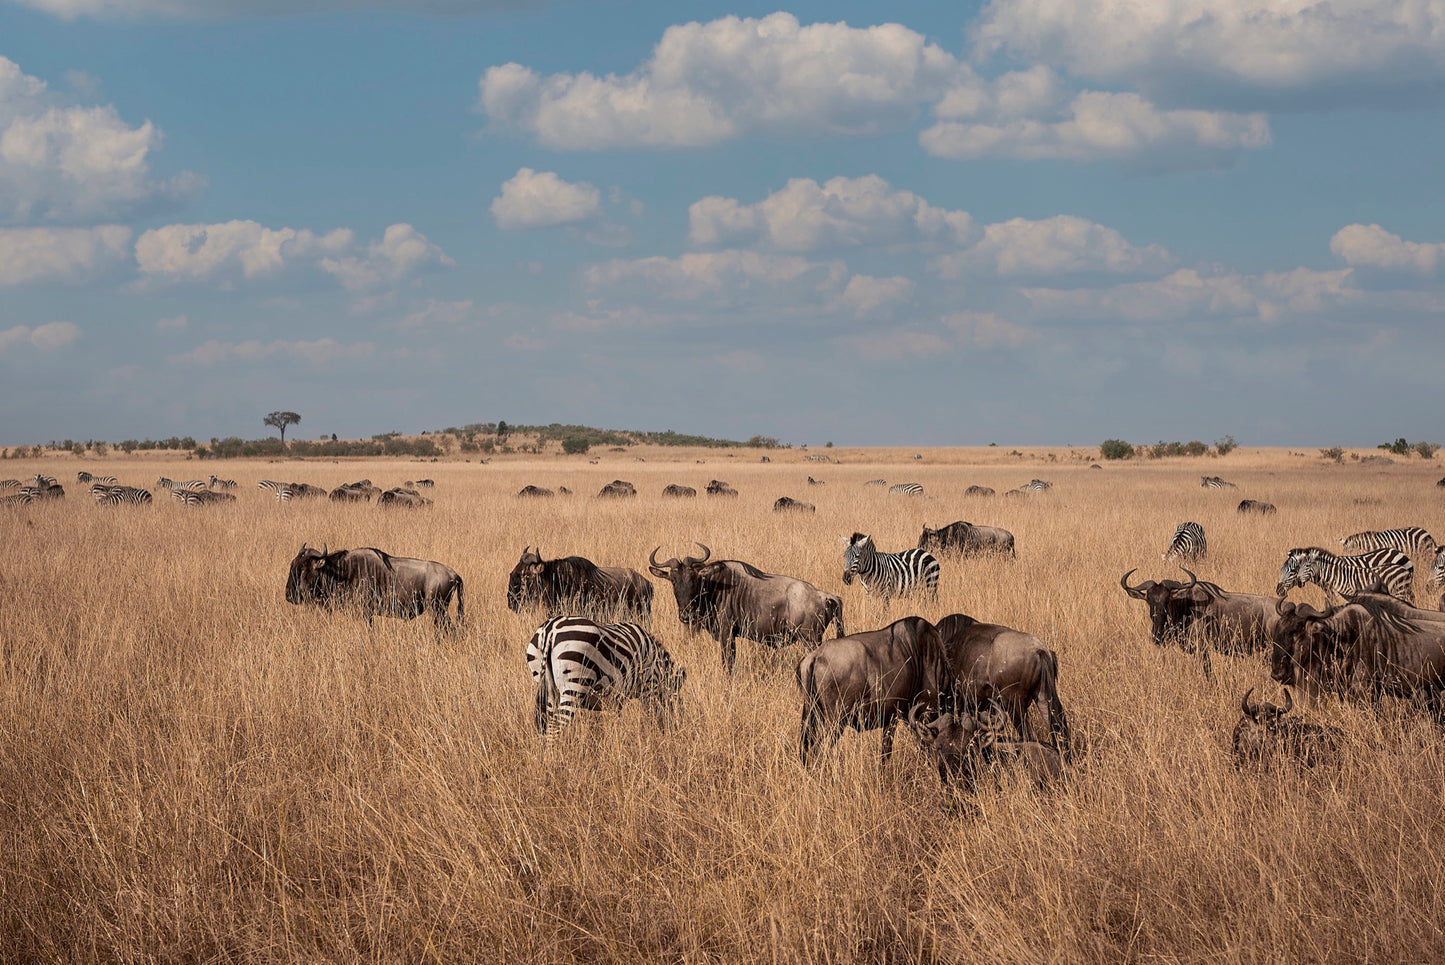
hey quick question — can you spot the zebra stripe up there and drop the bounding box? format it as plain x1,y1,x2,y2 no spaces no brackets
157,477,207,492
1,491,34,506
1163,522,1207,561
842,532,940,600
208,475,238,489
527,615,685,745
1022,478,1053,492
29,474,56,487
1340,526,1437,556
91,484,153,506
1426,547,1445,591
171,488,237,506
864,479,886,487
1200,476,1236,489
77,472,118,484
888,483,924,497
1278,546,1413,603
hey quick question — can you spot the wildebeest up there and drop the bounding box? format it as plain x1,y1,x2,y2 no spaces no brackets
807,476,825,486
934,614,1070,754
964,485,995,496
517,485,554,497
285,544,464,629
795,616,948,766
773,496,815,513
1120,568,1281,673
1231,687,1342,769
598,479,637,498
919,521,1016,558
1238,499,1277,515
506,547,653,618
706,480,738,497
648,543,844,672
906,706,1063,792
380,487,432,507
662,484,697,498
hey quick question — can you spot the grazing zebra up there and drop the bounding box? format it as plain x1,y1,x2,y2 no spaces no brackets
1163,522,1207,561
1277,546,1414,603
1,490,35,506
1200,476,1237,489
91,484,153,506
841,532,940,600
864,479,886,487
157,477,206,492
29,474,57,488
77,471,117,484
1022,478,1052,492
527,615,686,746
208,475,237,489
1339,526,1437,557
888,483,924,497
171,488,237,506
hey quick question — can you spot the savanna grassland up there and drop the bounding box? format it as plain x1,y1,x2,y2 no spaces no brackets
3,447,1444,963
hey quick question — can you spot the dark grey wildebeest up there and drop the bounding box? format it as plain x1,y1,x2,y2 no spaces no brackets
506,547,653,619
662,484,697,498
286,544,463,629
906,705,1063,793
1231,687,1342,769
774,496,815,513
919,521,1016,558
1237,499,1277,515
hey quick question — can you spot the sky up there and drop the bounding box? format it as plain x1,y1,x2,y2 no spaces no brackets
0,0,1442,447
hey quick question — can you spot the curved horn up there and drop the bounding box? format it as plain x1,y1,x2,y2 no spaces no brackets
1241,686,1257,717
1276,596,1288,616
693,542,711,563
649,546,664,569
1180,567,1198,588
1280,688,1293,715
1120,569,1149,599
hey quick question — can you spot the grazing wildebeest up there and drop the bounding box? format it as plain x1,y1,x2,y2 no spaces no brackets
598,479,637,498
1121,568,1281,673
662,484,697,498
964,485,995,496
557,486,573,496
706,480,738,497
380,488,432,507
906,706,1063,792
934,614,1070,755
648,543,843,672
773,496,815,513
285,544,464,629
517,486,555,498
1231,687,1343,769
1238,499,1277,515
919,521,1016,558
506,547,653,618
795,616,948,767
807,476,825,486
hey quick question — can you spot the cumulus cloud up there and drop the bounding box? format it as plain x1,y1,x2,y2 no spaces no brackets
1331,223,1445,274
1019,266,1355,322
491,167,602,229
837,275,915,316
932,215,1173,278
0,56,199,223
689,175,973,251
480,12,963,149
167,337,375,366
583,249,847,302
0,321,81,352
942,310,1034,348
318,223,454,292
0,225,131,286
972,0,1445,103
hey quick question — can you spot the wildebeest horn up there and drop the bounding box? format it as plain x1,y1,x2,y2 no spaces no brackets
1280,688,1293,715
1180,567,1198,588
1121,569,1149,598
1241,686,1257,717
1275,596,1288,616
649,546,665,569
691,542,711,564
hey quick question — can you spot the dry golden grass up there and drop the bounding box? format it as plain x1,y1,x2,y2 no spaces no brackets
3,449,1445,962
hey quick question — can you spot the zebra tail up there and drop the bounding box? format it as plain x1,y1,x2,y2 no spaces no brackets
534,652,554,735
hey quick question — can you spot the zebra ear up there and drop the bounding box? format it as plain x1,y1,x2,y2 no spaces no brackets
838,533,850,545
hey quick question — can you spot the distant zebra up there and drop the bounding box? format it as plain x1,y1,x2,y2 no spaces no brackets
1277,546,1413,604
527,615,686,746
92,484,153,506
157,477,206,492
1163,522,1207,561
171,488,237,506
1200,476,1237,489
1022,478,1052,492
29,474,56,488
1340,526,1436,557
1,490,36,506
841,532,940,601
964,485,995,497
864,479,886,487
888,483,924,497
77,471,117,484
208,475,237,489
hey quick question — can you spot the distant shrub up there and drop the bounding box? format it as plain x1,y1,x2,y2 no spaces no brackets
1415,441,1439,459
1381,438,1411,456
1214,435,1237,456
1320,447,1345,463
1100,439,1135,460
562,436,591,455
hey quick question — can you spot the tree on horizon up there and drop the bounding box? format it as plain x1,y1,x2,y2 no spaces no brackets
264,411,301,446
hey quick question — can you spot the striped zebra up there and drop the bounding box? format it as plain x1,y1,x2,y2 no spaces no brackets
29,474,57,487
1339,526,1437,557
527,615,686,746
1023,478,1053,492
171,488,237,506
1,491,34,506
1162,522,1207,561
77,471,118,484
864,479,886,487
841,532,940,600
888,483,924,497
1200,476,1236,489
157,476,207,492
209,475,238,489
1277,546,1414,603
1426,547,1445,593
91,483,153,506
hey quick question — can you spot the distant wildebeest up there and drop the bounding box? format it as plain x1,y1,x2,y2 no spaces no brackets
209,475,237,489
507,547,653,619
329,484,369,502
964,485,995,496
1163,522,1206,561
380,487,432,507
78,472,117,485
527,615,685,747
760,456,770,463
706,479,738,497
795,616,949,766
285,544,464,629
1340,526,1437,557
773,496,815,513
1121,568,1281,673
1231,687,1342,769
662,484,697,498
807,476,825,486
934,614,1070,754
648,543,844,672
1277,546,1413,604
906,706,1063,793
841,532,939,601
919,521,1016,558
517,485,554,497
557,486,573,496
1238,499,1276,515
1089,464,1102,470
598,479,637,498
1201,475,1237,489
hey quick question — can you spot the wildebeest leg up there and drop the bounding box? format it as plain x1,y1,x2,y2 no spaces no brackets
721,629,738,674
879,717,898,768
799,704,844,765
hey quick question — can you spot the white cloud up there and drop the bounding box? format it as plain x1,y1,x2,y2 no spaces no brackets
972,0,1445,101
837,275,915,316
0,56,199,223
689,175,974,251
1018,266,1356,322
0,321,81,352
318,223,453,292
0,225,130,286
167,337,375,366
480,12,963,149
942,310,1034,348
583,249,847,301
399,298,474,330
933,215,1173,277
1331,223,1445,274
492,168,602,229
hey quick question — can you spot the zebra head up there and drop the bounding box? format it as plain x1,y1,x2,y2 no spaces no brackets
1276,548,1313,597
1427,548,1445,590
840,532,872,585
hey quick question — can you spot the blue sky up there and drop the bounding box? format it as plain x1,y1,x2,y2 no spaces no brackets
0,0,1442,446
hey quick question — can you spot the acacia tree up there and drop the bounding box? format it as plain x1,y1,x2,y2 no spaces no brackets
264,411,301,445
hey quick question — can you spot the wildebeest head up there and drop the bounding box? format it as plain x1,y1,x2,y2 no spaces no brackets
648,542,714,629
1270,597,1335,687
1232,685,1293,767
1121,568,1209,645
506,546,546,611
286,543,344,605
918,525,948,553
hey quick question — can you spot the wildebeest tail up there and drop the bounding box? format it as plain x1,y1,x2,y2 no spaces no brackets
1041,649,1073,761
454,575,465,625
827,596,845,638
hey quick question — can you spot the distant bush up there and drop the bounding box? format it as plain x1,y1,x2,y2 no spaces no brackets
561,436,591,455
1381,438,1412,456
1415,441,1439,459
1100,439,1135,460
1214,435,1238,456
1148,440,1210,458
1320,447,1345,463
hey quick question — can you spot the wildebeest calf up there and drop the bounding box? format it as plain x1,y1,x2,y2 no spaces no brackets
1231,687,1342,768
906,706,1063,792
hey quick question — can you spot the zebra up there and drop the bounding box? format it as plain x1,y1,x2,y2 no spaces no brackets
526,615,686,746
209,475,237,489
1,490,35,506
157,476,206,492
171,488,237,506
1200,476,1237,489
888,483,924,497
864,479,886,487
92,484,153,506
1425,547,1445,594
1162,522,1207,561
77,471,118,484
29,474,57,488
841,532,940,601
1339,526,1437,557
1277,546,1414,604
1022,478,1053,492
